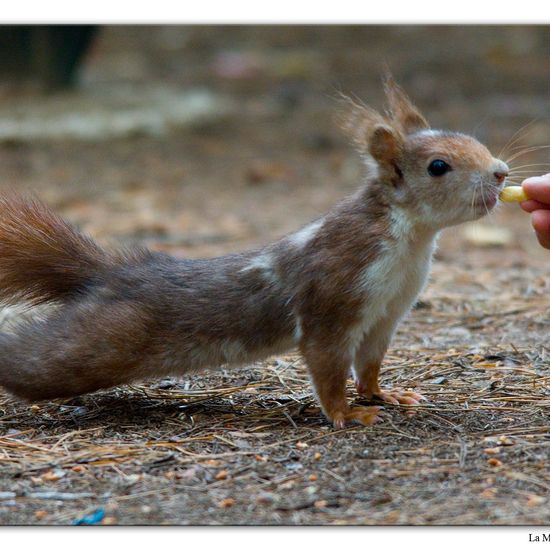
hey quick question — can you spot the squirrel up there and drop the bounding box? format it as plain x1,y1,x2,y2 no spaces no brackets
0,77,509,428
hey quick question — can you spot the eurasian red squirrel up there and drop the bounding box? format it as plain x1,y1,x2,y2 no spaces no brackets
0,77,509,428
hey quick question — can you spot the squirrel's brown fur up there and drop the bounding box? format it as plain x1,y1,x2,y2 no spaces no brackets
0,78,509,427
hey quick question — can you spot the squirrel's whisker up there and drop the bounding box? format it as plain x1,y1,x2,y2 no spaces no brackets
498,119,538,160
505,144,550,164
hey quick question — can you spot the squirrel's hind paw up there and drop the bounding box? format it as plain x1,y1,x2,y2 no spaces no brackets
356,385,426,406
376,389,425,405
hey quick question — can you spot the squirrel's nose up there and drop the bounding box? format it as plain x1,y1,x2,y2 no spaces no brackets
494,170,508,184
493,161,509,184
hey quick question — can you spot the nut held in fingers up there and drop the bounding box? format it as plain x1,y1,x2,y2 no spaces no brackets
499,186,529,203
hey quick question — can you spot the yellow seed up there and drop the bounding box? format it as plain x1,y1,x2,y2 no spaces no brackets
499,186,529,203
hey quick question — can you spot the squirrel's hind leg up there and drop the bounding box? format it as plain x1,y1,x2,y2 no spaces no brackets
353,321,426,410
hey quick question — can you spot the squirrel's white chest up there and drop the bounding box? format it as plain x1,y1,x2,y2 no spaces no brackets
350,221,437,350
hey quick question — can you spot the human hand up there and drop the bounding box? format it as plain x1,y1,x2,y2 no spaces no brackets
520,173,550,249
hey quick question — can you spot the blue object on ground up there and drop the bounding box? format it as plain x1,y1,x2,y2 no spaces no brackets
72,508,105,525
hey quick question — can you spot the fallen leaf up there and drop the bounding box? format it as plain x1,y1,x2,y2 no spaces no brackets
42,469,66,482
480,488,497,499
483,447,501,455
526,494,546,507
219,498,235,508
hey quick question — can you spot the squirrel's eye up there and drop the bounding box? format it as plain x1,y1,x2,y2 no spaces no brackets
427,159,451,177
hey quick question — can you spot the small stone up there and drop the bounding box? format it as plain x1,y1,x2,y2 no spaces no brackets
256,492,275,504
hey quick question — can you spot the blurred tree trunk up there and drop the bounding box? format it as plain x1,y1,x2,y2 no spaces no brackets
0,25,98,91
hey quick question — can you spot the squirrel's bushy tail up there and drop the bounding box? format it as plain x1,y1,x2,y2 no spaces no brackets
0,194,110,306
0,194,164,401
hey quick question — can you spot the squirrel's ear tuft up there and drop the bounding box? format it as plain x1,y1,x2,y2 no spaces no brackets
383,74,429,135
337,93,388,154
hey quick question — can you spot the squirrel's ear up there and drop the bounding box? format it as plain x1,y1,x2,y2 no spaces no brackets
337,94,387,153
384,75,429,134
369,124,404,181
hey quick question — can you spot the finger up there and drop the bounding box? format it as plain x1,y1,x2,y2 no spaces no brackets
522,174,550,204
520,200,550,213
531,209,550,250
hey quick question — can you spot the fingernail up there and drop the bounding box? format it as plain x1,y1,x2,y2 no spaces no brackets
523,174,550,185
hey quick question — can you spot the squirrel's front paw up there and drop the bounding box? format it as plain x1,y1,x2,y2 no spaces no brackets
331,405,384,429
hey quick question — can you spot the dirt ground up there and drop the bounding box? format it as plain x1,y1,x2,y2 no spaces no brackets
0,26,549,525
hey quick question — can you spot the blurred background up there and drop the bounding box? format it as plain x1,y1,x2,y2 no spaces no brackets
0,25,548,257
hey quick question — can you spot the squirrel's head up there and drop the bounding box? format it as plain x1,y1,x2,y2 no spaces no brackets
340,76,509,229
